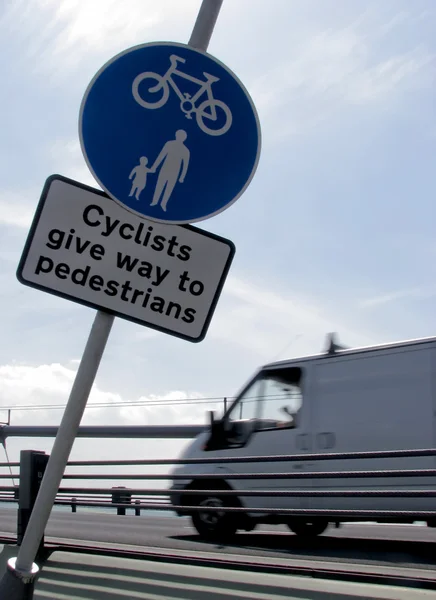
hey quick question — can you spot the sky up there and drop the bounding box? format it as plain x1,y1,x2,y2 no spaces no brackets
0,0,435,480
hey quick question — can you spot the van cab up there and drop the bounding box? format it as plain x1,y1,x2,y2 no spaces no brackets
169,334,436,540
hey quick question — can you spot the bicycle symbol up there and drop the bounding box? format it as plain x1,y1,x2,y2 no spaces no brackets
132,54,233,137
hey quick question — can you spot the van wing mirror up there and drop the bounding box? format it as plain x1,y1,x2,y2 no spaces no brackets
204,410,225,451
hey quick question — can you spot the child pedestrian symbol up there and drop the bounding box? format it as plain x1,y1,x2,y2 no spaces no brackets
128,156,151,200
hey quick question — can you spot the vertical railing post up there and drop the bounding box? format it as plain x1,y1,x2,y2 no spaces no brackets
111,486,132,515
17,451,49,558
135,499,141,516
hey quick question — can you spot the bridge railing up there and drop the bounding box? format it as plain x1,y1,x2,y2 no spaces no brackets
0,447,436,519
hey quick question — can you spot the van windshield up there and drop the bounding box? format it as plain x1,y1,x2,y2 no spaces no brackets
223,367,303,443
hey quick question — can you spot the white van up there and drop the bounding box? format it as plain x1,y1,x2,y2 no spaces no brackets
169,334,436,540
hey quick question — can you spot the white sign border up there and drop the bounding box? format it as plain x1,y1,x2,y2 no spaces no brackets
17,174,236,343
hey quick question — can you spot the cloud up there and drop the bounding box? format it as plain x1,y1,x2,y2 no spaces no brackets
359,285,436,309
46,138,96,188
0,361,207,487
344,48,432,105
0,139,100,232
0,362,115,414
0,361,217,427
249,14,433,141
10,0,200,80
209,275,377,362
0,361,216,482
0,192,36,228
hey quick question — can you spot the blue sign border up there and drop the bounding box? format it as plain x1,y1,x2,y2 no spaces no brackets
78,41,261,225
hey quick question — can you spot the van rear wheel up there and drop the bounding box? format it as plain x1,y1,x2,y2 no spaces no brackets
288,519,329,537
191,495,238,541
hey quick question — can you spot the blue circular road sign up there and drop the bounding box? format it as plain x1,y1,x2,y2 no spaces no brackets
79,42,261,225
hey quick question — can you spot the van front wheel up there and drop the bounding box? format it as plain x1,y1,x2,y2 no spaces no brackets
288,519,329,537
191,495,238,541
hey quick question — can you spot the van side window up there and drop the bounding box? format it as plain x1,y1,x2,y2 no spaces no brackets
257,368,303,431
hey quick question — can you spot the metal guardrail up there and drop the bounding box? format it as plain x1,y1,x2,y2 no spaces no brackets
0,425,206,439
2,446,436,471
59,468,436,479
64,447,436,463
0,446,435,475
3,446,436,468
1,442,436,594
55,487,436,497
46,503,436,518
0,447,435,519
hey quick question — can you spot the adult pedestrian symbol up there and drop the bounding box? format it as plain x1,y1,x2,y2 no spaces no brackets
79,42,261,225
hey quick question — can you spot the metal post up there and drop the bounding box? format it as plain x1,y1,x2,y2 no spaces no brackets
71,497,77,513
188,0,224,52
0,310,114,595
0,560,39,599
135,499,141,516
17,451,49,555
111,486,131,516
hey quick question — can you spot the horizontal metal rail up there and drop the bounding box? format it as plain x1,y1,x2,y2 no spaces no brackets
56,491,169,497
0,448,434,477
57,495,169,502
0,498,172,507
4,483,436,508
0,446,436,468
1,467,435,484
52,499,436,517
60,468,436,480
55,487,436,497
63,447,436,466
56,496,170,503
0,425,205,439
55,498,172,509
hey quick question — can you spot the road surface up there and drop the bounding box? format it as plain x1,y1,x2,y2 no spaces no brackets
0,508,435,572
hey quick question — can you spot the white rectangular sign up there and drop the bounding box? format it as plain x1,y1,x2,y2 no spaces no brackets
18,175,235,342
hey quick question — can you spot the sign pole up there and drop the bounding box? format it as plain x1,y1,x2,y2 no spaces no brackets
0,311,114,590
189,0,224,51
